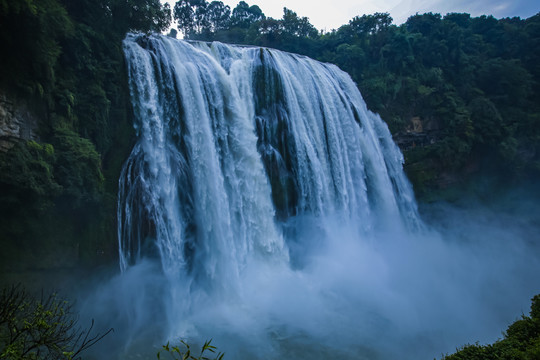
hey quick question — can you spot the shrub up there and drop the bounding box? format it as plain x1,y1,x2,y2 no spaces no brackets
0,285,111,360
442,294,540,360
157,339,224,360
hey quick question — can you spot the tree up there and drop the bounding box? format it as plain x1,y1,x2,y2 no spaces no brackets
444,12,471,28
205,1,230,33
406,12,442,36
250,17,283,48
0,285,111,360
191,0,209,34
281,8,318,38
174,0,195,35
230,1,264,29
349,12,393,35
111,0,172,33
334,44,365,79
174,0,211,35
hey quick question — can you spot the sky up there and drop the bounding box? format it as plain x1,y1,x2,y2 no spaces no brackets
165,0,539,32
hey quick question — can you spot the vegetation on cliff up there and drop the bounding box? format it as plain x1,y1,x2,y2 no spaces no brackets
442,294,540,360
0,0,171,270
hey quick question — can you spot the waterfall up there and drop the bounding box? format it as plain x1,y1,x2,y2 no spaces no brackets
118,33,421,290
86,33,540,360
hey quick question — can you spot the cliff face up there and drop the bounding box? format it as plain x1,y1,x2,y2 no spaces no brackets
0,91,38,152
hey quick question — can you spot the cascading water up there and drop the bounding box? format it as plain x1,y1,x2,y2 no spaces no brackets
119,35,289,293
119,33,420,280
116,33,424,357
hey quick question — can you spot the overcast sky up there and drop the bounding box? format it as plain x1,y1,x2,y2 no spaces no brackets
165,0,539,31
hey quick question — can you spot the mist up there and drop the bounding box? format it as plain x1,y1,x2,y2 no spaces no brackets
77,187,540,360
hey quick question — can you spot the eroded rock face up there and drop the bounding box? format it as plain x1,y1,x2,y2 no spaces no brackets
0,91,38,151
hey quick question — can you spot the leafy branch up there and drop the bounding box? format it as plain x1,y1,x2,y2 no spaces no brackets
157,339,224,360
0,285,112,360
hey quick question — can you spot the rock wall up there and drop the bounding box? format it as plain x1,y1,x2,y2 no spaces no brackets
394,116,441,150
0,91,39,151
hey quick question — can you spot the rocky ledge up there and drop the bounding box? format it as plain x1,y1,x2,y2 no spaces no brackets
0,91,38,151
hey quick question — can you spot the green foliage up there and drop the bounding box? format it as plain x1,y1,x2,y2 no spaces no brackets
230,1,264,29
0,141,61,201
52,125,104,207
442,295,540,360
0,0,171,269
110,0,171,34
0,285,111,360
0,0,73,97
281,8,317,38
157,339,224,360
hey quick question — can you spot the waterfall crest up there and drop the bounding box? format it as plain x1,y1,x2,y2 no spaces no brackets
118,33,421,290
